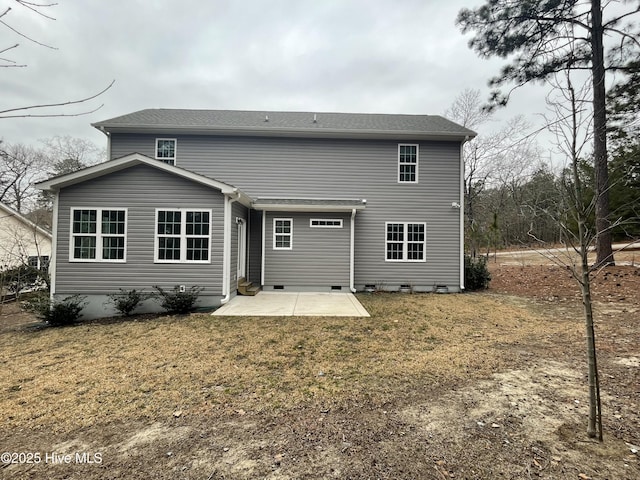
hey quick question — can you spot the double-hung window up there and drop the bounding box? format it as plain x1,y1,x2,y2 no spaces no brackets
155,209,211,263
156,138,177,165
385,222,426,262
70,208,127,262
273,218,293,250
398,144,418,183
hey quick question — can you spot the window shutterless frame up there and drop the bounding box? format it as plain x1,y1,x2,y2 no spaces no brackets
273,218,293,250
310,218,343,228
384,222,426,262
155,138,177,165
398,144,419,183
154,208,212,263
69,207,127,262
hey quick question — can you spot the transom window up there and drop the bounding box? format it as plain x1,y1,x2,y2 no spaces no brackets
398,144,418,183
273,218,293,250
155,209,211,263
156,138,177,165
70,208,127,262
310,219,343,228
385,222,426,262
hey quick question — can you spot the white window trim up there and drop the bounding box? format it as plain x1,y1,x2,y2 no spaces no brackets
155,138,177,165
310,218,343,228
398,143,419,184
273,217,293,250
154,208,212,264
69,207,128,263
384,221,427,263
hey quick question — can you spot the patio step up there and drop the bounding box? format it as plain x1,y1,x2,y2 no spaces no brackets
237,277,261,296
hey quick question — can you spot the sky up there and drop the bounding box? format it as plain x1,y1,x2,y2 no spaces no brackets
1,0,552,153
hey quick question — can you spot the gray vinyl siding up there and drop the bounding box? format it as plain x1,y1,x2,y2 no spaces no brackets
264,212,350,288
55,164,224,296
110,134,462,289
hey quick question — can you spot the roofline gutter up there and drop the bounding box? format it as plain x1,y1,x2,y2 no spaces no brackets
92,124,477,142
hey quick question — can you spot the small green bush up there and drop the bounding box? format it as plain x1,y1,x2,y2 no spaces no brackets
153,285,203,314
464,255,491,291
23,294,86,326
107,288,154,316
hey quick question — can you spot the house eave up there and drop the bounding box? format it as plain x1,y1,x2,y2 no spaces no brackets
92,123,476,142
0,202,52,239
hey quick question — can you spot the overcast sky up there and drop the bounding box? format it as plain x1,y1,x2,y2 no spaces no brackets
2,0,551,153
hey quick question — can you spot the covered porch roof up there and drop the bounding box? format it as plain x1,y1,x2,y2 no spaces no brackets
252,197,366,212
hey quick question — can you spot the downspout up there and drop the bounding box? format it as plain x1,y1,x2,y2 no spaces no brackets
460,136,468,291
350,208,356,293
99,126,111,159
261,210,266,286
220,189,241,304
49,190,59,301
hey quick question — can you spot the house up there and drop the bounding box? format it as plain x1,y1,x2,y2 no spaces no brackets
36,109,476,318
0,202,52,273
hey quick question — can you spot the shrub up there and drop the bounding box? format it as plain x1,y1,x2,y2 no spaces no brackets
464,255,491,291
107,288,154,316
153,285,203,314
3,265,43,294
23,294,86,326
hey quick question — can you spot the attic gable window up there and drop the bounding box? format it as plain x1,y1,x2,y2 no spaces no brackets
156,138,176,165
398,144,418,183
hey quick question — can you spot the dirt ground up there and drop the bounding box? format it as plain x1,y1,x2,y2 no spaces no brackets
1,261,639,479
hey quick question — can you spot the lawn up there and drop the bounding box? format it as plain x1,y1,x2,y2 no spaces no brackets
1,289,638,479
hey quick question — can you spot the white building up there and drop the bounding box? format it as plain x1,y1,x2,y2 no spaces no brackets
0,202,52,272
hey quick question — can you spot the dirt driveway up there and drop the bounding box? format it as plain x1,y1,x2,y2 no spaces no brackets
1,264,639,479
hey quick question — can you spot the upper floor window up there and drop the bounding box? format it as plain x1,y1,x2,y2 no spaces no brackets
385,222,426,262
156,138,177,165
155,209,211,263
70,208,127,262
398,144,418,183
273,218,293,250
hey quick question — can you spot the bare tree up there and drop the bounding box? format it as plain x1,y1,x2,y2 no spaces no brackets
0,141,48,212
446,90,541,256
1,1,113,118
42,135,106,175
541,71,606,440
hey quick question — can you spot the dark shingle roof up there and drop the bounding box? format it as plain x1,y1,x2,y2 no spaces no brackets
93,109,476,141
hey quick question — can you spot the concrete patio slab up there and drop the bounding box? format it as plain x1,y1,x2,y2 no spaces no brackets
212,291,370,317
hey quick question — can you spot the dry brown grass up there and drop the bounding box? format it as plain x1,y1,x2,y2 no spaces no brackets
0,293,580,435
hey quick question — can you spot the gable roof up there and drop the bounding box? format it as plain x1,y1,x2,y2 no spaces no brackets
92,109,477,141
0,202,52,239
34,153,252,206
